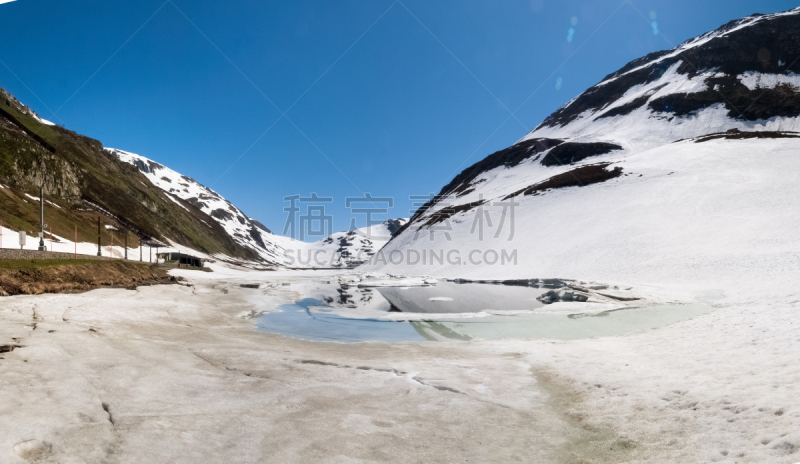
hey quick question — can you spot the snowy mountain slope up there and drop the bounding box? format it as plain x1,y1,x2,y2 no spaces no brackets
108,148,285,264
109,148,409,268
274,218,408,268
363,8,800,282
364,135,800,283
527,6,800,151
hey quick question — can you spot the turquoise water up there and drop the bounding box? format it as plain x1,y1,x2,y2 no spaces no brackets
255,282,712,343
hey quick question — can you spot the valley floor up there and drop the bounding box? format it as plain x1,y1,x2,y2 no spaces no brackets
0,266,797,463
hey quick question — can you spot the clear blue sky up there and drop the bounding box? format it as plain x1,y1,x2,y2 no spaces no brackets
0,0,795,238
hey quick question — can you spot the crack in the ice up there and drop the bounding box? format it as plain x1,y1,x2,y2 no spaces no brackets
295,359,475,396
411,376,464,394
295,359,516,409
191,351,221,369
191,351,288,384
297,359,409,377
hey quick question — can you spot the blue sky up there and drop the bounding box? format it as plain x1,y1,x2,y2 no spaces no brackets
0,0,796,239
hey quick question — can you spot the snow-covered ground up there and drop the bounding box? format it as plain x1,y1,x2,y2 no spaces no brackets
158,263,800,462
0,269,619,463
0,264,796,462
0,222,155,261
172,258,799,464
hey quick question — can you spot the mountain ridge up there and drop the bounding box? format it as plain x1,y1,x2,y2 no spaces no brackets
108,148,283,263
364,6,800,281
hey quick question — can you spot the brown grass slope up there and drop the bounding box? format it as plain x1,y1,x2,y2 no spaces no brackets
0,259,173,296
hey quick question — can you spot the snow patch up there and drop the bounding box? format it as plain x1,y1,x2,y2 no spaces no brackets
738,71,800,91
23,193,61,209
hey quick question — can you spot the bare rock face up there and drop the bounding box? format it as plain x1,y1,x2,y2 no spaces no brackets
12,152,82,200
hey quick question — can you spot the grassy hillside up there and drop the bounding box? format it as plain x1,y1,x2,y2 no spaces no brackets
0,87,263,261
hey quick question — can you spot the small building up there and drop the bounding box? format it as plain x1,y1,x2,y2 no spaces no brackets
157,252,204,268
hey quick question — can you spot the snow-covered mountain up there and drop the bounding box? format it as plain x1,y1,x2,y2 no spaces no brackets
274,218,408,268
526,6,800,150
109,147,406,268
108,148,286,264
363,8,800,283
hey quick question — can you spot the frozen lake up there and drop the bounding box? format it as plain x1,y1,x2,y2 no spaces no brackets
255,280,712,343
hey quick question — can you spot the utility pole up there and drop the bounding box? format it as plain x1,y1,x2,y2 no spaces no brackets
97,217,101,256
38,187,45,251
